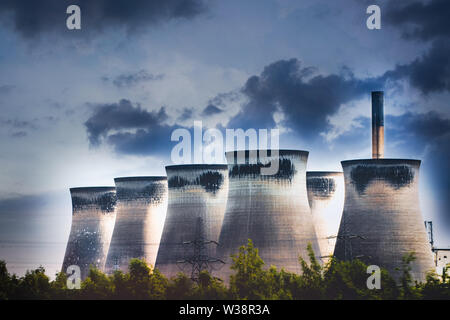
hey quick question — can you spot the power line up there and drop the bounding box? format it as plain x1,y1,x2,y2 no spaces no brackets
176,217,224,282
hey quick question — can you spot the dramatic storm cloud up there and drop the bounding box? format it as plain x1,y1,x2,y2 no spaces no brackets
228,59,381,137
0,0,208,38
202,104,223,116
383,0,450,95
85,99,180,156
384,40,450,95
385,0,450,41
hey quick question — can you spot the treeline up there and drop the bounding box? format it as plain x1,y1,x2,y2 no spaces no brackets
0,240,449,300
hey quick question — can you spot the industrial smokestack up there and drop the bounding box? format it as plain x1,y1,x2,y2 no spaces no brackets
155,164,229,279
372,91,384,159
306,171,345,263
217,150,320,283
334,159,435,282
62,187,117,280
105,177,168,274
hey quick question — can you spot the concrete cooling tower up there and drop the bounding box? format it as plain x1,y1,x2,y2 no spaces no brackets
334,91,434,282
62,187,117,280
306,172,344,263
217,150,320,283
334,159,434,281
155,165,229,279
105,177,168,273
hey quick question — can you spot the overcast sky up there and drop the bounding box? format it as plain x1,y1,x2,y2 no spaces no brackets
0,0,449,277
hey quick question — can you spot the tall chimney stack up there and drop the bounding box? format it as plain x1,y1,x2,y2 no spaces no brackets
371,91,384,159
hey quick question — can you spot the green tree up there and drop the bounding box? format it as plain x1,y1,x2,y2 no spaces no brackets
398,252,421,299
324,258,375,300
15,266,52,299
194,270,229,300
166,273,196,299
111,270,131,299
0,260,13,300
419,271,450,300
264,266,295,300
50,271,74,299
229,239,273,299
81,266,113,299
294,243,325,299
127,258,152,299
149,268,169,300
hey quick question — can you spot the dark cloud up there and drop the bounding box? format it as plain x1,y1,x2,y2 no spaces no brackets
1,119,36,130
383,39,450,95
385,0,450,41
84,99,181,156
0,0,208,38
382,1,450,95
387,111,450,143
11,131,27,138
202,104,223,116
227,50,450,139
228,59,381,137
103,70,164,88
177,107,194,121
1,118,37,137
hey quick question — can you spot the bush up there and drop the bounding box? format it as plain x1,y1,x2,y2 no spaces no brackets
0,241,448,300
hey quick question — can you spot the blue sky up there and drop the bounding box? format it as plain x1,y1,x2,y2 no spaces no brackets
0,0,449,277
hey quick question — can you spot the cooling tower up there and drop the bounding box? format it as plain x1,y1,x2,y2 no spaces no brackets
155,164,229,279
62,187,117,280
334,91,434,282
334,159,435,281
306,171,344,263
217,150,320,283
105,177,168,273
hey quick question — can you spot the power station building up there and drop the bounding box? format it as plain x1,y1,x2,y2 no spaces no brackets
155,164,229,280
62,187,117,280
306,171,344,263
105,177,168,273
334,91,435,281
217,150,320,283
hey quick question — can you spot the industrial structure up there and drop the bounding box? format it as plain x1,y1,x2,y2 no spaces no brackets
105,177,168,273
334,91,435,281
433,248,450,276
62,187,117,280
371,91,384,159
217,150,320,283
59,89,443,285
155,164,229,279
306,171,344,263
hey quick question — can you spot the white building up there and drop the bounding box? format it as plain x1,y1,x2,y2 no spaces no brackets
433,248,450,276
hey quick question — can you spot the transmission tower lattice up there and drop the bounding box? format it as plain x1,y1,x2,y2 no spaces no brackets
176,217,224,282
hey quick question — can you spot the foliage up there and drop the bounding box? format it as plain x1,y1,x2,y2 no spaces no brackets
0,240,448,300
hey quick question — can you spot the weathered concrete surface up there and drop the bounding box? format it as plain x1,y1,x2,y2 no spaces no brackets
155,165,229,279
307,171,344,263
62,187,117,280
217,150,320,283
105,177,168,273
334,159,435,282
